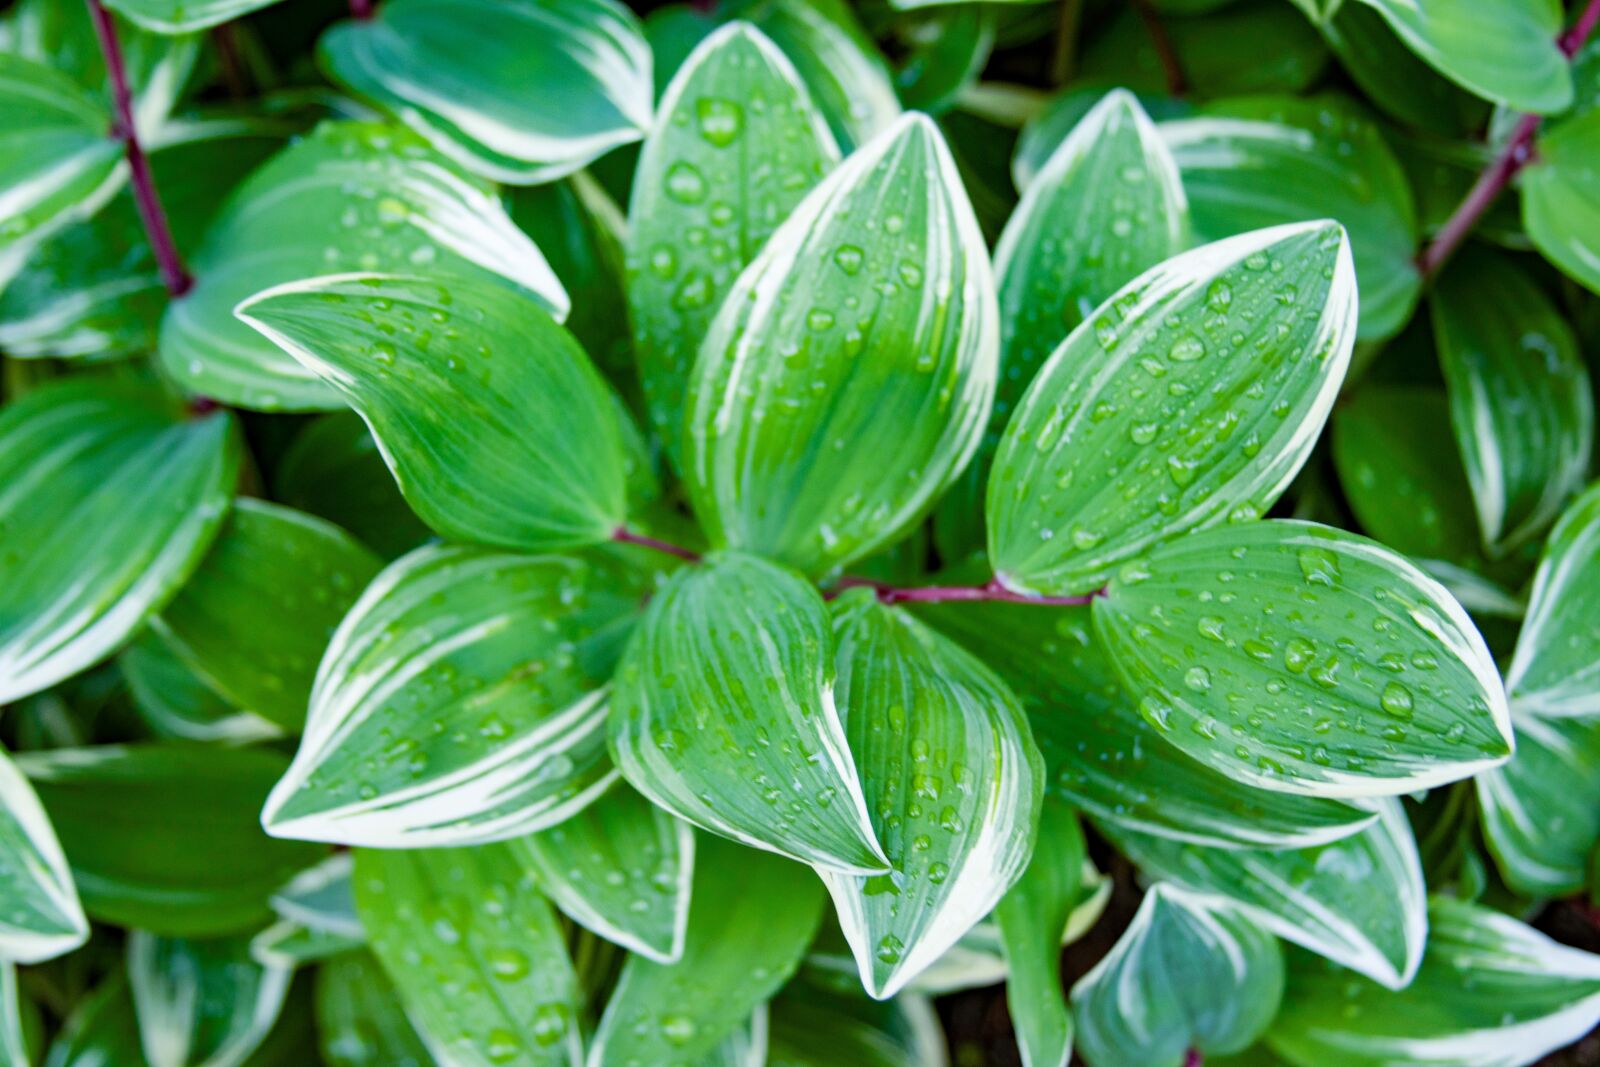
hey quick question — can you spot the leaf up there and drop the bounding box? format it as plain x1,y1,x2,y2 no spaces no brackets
101,0,283,33
1092,520,1514,796
269,853,361,939
319,0,652,184
511,783,692,964
766,987,944,1067
150,499,382,731
353,843,583,1067
1267,896,1600,1067
820,591,1042,998
610,552,886,873
1012,87,1193,193
263,542,655,847
1504,483,1600,715
588,833,826,1066
994,797,1084,1067
0,745,87,963
128,932,292,1067
1071,885,1284,1067
685,112,997,576
1103,798,1427,989
1348,0,1571,113
162,121,567,411
0,378,239,704
1478,713,1600,897
46,974,150,1067
1,963,30,1065
1316,1,1487,135
17,745,323,937
890,5,995,115
1431,248,1593,555
314,952,432,1067
121,631,281,745
1161,95,1419,340
1523,109,1600,295
988,222,1357,597
627,20,839,463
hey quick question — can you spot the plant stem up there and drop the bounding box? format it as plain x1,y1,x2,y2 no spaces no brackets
85,0,191,297
1131,0,1185,96
832,575,1102,607
1415,0,1600,281
1184,1051,1204,1067
611,526,702,563
211,22,249,99
349,0,374,18
1050,0,1085,86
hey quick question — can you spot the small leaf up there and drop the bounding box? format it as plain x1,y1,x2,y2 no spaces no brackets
354,844,583,1067
101,0,283,34
588,833,826,1066
314,952,432,1067
128,931,292,1067
0,745,87,963
1267,896,1600,1066
269,853,361,940
1072,885,1284,1067
150,499,382,731
686,112,998,576
263,543,654,847
0,378,239,704
627,20,839,462
320,0,652,184
250,921,364,970
238,272,629,550
610,552,886,873
1092,520,1513,796
120,631,281,745
1524,109,1600,295
1431,247,1593,554
163,121,567,411
512,783,693,963
1504,483,1600,716
1104,798,1427,989
1478,713,1600,897
46,974,149,1067
989,222,1357,597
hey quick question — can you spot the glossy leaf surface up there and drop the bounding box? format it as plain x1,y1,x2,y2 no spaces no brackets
128,932,292,1067
1505,483,1600,716
101,0,282,33
1524,111,1600,295
0,746,87,963
1478,714,1600,897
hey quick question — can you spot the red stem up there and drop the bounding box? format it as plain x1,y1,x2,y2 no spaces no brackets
1184,1051,1204,1067
85,0,191,297
1131,0,1185,96
349,0,374,18
612,527,702,563
832,575,1102,607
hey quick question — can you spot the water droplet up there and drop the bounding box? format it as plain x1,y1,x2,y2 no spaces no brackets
696,97,742,147
1284,637,1315,674
833,245,864,275
664,162,707,203
1184,666,1212,692
1380,682,1414,720
1297,547,1341,587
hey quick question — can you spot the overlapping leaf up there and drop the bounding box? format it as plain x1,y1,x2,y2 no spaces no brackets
102,0,283,34
121,631,280,745
1523,109,1600,295
1504,483,1600,715
128,931,292,1067
314,952,432,1067
0,746,87,963
1478,714,1600,897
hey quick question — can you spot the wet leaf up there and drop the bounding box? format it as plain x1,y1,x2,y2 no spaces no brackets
1504,483,1600,716
0,745,87,963
314,952,432,1067
1478,714,1600,897
128,931,292,1067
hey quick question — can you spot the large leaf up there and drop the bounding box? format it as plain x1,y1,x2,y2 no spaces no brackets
0,745,87,963
1268,896,1600,1066
821,592,1042,998
127,932,292,1067
120,631,280,745
17,745,322,937
684,112,997,576
588,833,826,1066
320,0,652,184
0,378,238,703
354,844,583,1067
1092,520,1513,796
1103,799,1427,989
1315,0,1486,135
627,20,838,461
239,272,629,550
1478,714,1600,897
1524,109,1600,296
101,0,282,34
1071,886,1284,1067
988,222,1357,597
1504,483,1600,716
150,499,382,731
1431,248,1593,555
314,952,432,1067
263,543,654,847
162,121,567,411
1160,96,1418,339
609,552,886,873
512,783,693,964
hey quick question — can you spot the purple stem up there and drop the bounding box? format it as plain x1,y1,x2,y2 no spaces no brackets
86,0,191,298
1184,1051,1204,1067
612,527,702,564
1131,0,1185,96
349,0,374,18
833,575,1103,607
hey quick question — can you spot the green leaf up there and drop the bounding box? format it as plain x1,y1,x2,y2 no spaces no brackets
101,0,282,34
1504,483,1600,716
611,552,885,873
127,932,292,1067
162,121,567,411
1316,1,1487,135
512,783,691,964
1104,798,1427,989
319,0,652,184
1431,247,1593,555
239,273,629,550
1524,109,1600,295
1,963,30,1065
121,630,281,745
1267,896,1600,1066
891,6,995,115
46,974,150,1067
268,853,360,939
1012,87,1192,193
17,745,323,937
821,591,1042,998
0,745,87,963
589,833,826,1066
995,797,1083,1067
1092,520,1513,796
766,987,945,1067
1160,95,1419,339
314,952,432,1067
988,222,1357,597
353,843,582,1067
1478,714,1600,897
263,542,655,847
0,378,239,703
250,922,363,971
686,112,997,576
1071,885,1284,1067
627,20,839,463
150,499,381,731
1348,0,1571,113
